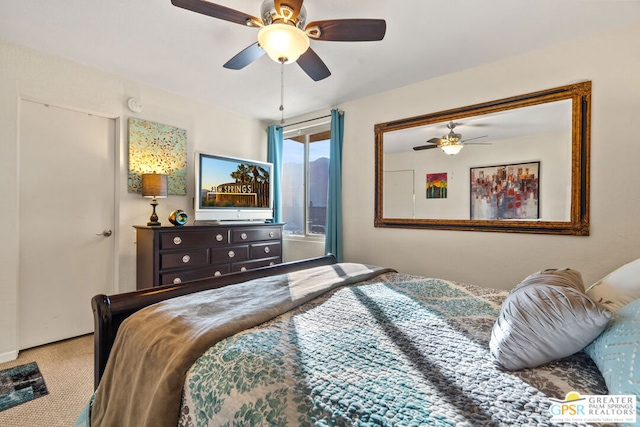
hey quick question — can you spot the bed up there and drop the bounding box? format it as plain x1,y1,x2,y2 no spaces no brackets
76,255,638,427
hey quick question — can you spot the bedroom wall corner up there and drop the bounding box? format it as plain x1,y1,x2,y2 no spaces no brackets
114,84,267,293
0,39,266,359
337,22,640,290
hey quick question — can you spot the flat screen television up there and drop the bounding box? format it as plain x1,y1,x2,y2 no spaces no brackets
194,151,274,223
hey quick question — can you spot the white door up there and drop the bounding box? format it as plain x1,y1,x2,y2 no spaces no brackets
18,100,116,350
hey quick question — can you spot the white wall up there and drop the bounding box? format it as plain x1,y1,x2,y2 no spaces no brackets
295,22,640,291
283,238,325,263
0,40,266,361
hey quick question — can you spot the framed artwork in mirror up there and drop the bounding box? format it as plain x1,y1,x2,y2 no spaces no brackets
470,161,539,220
426,173,447,199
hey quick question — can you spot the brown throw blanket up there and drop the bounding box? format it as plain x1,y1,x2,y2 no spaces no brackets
91,263,394,427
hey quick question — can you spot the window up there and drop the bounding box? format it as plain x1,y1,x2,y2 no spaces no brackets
282,127,331,238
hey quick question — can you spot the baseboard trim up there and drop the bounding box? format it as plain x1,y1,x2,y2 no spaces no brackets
0,350,19,364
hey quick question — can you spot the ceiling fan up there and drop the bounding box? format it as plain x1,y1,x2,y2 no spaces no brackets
171,0,387,81
413,121,490,155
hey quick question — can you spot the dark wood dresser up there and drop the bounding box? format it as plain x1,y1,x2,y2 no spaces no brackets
134,223,283,289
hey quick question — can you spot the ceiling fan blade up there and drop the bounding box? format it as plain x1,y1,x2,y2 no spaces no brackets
171,0,262,26
460,135,488,143
297,48,331,81
427,138,443,144
413,144,439,151
223,42,265,70
274,0,304,21
305,19,386,41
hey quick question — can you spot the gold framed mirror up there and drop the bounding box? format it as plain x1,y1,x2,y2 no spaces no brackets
374,81,590,235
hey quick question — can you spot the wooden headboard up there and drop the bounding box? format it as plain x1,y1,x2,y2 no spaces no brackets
91,254,337,388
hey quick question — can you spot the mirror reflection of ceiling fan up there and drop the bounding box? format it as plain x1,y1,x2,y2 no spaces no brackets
171,0,387,81
413,121,491,155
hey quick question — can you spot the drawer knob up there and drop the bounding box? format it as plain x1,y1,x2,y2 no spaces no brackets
240,232,247,240
173,278,182,284
214,271,222,277
264,246,270,253
228,250,235,258
173,236,182,245
240,267,247,272
182,255,191,263
216,234,223,242
269,231,274,238
269,261,275,266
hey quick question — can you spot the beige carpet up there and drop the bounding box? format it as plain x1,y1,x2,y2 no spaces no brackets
0,334,94,427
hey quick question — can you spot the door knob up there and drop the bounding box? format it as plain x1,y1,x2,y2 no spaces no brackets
96,230,113,237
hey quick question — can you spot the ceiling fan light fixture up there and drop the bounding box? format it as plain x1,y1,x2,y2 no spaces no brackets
440,143,464,156
258,23,310,64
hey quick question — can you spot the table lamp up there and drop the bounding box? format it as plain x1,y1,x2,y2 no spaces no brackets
141,173,168,226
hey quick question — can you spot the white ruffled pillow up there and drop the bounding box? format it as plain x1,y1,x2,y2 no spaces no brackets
586,258,640,311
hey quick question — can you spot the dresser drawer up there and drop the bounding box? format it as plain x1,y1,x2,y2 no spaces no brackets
160,264,231,285
250,242,282,259
160,230,228,249
160,249,209,270
231,257,281,273
210,245,249,264
231,227,281,243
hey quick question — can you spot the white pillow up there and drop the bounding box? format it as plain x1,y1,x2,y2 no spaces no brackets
586,258,640,311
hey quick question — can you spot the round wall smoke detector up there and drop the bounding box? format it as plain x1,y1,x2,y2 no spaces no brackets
127,97,143,113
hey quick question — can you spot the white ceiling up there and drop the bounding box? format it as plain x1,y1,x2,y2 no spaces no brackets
1,1,639,123
383,100,573,153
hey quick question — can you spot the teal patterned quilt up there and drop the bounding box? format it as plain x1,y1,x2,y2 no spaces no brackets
177,272,607,426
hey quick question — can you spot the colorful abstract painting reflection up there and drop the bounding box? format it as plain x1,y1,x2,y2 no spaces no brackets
470,162,539,220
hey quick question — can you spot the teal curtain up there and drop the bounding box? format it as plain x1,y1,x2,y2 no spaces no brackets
325,109,344,261
267,125,283,223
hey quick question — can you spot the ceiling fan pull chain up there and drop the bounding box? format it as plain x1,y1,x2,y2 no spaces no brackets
279,59,285,124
